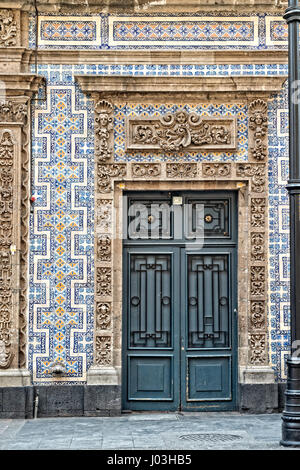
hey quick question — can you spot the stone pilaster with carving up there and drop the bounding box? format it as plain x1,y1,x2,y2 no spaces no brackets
0,99,29,379
236,110,271,378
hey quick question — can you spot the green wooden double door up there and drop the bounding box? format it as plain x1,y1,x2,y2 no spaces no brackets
122,191,238,411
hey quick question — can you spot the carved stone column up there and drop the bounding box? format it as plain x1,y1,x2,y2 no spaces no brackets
238,98,275,385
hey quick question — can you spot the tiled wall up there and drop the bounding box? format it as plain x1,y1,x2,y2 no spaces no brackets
28,13,289,383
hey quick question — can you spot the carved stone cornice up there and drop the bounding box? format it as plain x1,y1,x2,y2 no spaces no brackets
34,50,288,66
15,0,287,13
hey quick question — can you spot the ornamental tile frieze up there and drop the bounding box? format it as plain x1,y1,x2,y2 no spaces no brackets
126,110,237,152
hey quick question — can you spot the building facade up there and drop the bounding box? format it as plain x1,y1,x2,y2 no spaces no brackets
0,0,291,417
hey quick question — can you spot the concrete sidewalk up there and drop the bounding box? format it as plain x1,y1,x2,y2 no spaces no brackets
0,412,295,450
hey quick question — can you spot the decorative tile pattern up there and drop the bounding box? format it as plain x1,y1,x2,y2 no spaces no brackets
266,17,288,46
30,14,288,50
29,69,94,383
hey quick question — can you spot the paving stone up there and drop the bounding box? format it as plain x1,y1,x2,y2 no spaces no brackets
0,412,292,450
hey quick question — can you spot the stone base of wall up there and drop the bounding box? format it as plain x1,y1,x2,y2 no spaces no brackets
0,384,287,418
239,384,282,414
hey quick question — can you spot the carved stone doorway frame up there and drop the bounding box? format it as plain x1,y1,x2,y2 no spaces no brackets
76,75,286,391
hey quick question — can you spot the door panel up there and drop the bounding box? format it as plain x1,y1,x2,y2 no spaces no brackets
187,356,232,401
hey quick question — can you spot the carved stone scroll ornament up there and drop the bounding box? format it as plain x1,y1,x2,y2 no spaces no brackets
202,163,231,177
0,102,27,124
96,199,112,235
236,163,266,193
249,100,268,161
127,110,236,152
0,10,17,47
96,267,112,297
132,163,161,178
250,334,267,365
97,163,126,193
251,198,266,228
94,100,114,162
97,235,111,262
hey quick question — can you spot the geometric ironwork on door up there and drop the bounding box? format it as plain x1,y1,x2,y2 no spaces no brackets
129,254,172,348
122,191,238,411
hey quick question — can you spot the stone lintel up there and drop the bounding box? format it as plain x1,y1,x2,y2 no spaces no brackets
0,369,31,387
76,75,287,99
